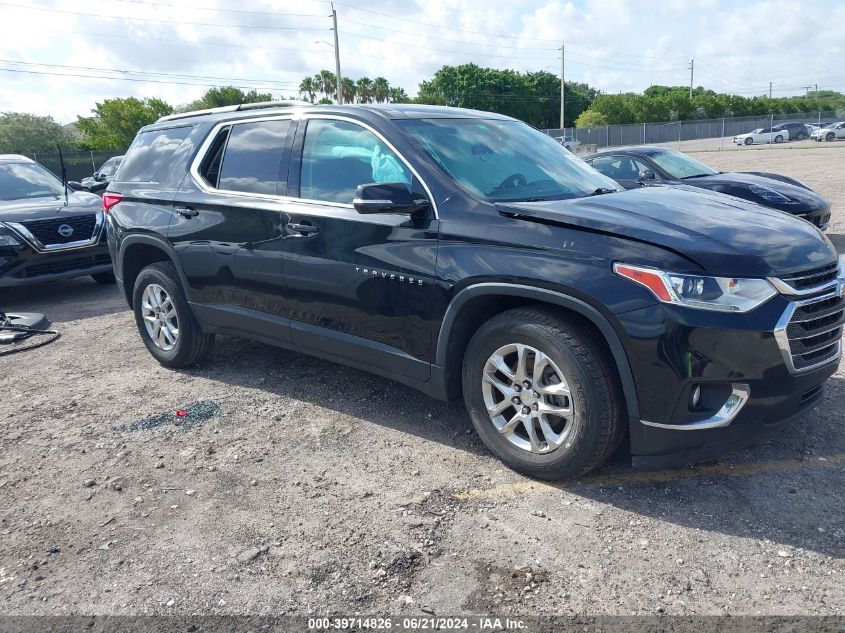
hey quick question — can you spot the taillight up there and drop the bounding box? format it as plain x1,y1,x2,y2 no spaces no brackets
102,193,122,214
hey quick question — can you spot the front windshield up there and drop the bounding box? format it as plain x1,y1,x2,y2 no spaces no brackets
395,118,620,202
0,162,64,201
751,128,763,134
650,150,718,179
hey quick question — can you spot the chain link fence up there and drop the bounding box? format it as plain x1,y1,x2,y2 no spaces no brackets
543,110,842,150
27,150,124,182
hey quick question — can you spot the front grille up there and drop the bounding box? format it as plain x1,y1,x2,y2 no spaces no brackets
779,262,839,292
16,253,111,278
19,214,98,246
784,293,845,371
806,211,831,227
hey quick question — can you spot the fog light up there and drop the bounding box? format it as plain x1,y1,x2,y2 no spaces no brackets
691,385,702,409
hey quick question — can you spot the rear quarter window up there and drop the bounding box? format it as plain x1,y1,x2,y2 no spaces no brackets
118,126,192,182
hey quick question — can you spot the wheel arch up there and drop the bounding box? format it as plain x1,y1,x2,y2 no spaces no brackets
119,235,186,308
435,283,640,419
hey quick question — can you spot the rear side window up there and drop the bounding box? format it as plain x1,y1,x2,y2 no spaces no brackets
217,119,290,195
118,126,192,182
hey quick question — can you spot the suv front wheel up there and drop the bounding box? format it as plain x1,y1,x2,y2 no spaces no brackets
132,261,214,367
462,307,624,480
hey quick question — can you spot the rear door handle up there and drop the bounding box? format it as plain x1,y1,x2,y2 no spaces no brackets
286,222,319,236
175,206,199,219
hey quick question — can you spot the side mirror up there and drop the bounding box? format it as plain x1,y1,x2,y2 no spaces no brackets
637,169,655,183
353,182,430,216
67,181,84,191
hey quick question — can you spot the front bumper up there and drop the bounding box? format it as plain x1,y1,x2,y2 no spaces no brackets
0,239,111,288
617,286,843,467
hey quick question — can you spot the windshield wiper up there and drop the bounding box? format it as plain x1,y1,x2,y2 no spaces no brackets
680,173,712,179
589,187,616,196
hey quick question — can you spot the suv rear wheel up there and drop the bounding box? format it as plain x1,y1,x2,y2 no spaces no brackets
132,261,213,367
462,307,623,480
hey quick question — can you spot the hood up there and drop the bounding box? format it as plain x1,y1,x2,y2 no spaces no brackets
0,191,102,223
497,185,836,277
674,171,828,213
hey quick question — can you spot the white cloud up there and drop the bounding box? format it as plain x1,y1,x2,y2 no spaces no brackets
0,0,842,122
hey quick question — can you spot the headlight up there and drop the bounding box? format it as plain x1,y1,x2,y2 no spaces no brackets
0,226,21,247
748,184,792,204
614,263,777,313
838,254,845,279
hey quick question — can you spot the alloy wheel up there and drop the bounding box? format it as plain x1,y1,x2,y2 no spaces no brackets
481,343,578,454
141,283,179,351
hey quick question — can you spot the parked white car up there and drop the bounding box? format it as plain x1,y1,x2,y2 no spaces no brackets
811,121,845,142
733,127,789,145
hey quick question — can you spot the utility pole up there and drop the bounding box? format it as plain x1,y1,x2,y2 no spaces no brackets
688,58,694,98
331,3,342,104
560,42,565,131
769,81,772,99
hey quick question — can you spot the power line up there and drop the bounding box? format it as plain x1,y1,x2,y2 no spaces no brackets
332,0,689,59
0,1,330,31
0,59,301,86
338,30,687,71
0,66,292,91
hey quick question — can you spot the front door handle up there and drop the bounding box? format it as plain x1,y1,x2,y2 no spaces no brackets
176,206,199,219
286,222,319,236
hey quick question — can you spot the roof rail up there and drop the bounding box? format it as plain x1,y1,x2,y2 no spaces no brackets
157,100,314,123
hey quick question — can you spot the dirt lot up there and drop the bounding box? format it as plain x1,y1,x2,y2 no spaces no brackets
1,147,843,618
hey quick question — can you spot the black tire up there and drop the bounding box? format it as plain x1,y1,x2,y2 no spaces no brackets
744,137,753,145
91,270,116,285
462,307,624,480
132,261,213,368
826,133,835,142
774,135,783,143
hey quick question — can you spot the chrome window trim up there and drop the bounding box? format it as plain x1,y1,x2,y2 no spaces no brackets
4,211,104,253
188,113,439,219
640,384,751,431
773,285,844,375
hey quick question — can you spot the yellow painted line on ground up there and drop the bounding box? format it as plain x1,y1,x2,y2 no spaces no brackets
454,453,845,501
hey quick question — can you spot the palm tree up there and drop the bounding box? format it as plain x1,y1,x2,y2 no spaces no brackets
372,77,390,103
316,70,336,101
355,77,373,103
387,87,409,103
341,77,356,105
299,77,316,103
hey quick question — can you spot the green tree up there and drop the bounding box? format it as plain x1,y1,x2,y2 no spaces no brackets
388,87,410,103
180,86,272,113
341,77,357,104
416,64,593,128
315,70,336,100
574,110,609,128
355,77,373,103
372,77,390,103
77,97,173,151
299,77,317,103
0,112,73,155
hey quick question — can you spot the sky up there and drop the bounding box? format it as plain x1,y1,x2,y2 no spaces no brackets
0,0,843,123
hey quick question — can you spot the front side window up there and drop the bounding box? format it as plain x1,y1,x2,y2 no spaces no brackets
0,162,64,200
649,150,718,179
590,155,648,180
395,118,620,202
217,119,290,195
299,119,411,204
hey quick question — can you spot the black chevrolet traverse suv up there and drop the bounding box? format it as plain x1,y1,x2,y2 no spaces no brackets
106,102,845,479
0,154,113,288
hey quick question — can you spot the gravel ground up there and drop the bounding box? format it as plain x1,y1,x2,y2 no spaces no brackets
0,147,843,617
